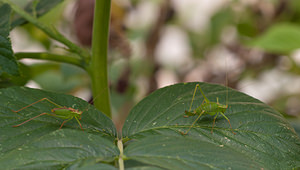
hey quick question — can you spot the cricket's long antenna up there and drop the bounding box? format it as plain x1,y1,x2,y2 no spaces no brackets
225,55,228,106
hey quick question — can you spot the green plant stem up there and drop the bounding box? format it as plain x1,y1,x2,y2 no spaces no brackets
117,139,124,170
88,0,112,117
15,52,85,69
3,0,89,60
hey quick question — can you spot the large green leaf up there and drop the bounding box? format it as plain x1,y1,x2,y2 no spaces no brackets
0,3,19,76
0,86,118,168
249,23,300,54
122,82,300,169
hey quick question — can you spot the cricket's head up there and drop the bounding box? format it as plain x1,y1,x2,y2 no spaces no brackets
75,109,83,115
184,110,196,117
69,108,83,115
75,110,83,120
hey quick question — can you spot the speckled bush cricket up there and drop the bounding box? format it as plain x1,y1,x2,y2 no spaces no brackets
181,84,236,135
12,98,83,130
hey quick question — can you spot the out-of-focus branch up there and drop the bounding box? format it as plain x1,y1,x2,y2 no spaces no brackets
145,0,174,93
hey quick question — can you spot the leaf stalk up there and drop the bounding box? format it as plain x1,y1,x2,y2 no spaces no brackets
3,0,90,60
15,52,85,69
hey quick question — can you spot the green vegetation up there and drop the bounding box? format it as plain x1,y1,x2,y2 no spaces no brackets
0,0,299,169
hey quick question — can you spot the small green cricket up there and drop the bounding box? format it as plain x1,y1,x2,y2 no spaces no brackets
181,84,236,135
12,98,83,130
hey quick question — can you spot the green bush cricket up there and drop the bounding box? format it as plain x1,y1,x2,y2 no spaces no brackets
181,84,236,135
12,98,83,130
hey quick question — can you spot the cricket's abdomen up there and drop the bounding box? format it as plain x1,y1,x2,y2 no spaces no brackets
52,108,82,120
196,102,226,116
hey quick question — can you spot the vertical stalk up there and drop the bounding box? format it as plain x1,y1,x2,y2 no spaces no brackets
88,0,112,117
117,139,124,170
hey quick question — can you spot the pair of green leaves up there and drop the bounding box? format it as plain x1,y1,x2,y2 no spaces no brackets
0,82,299,169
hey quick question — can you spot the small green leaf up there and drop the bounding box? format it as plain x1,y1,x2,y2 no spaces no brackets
0,3,19,76
249,23,300,54
0,63,30,87
11,0,64,28
0,86,118,168
122,82,300,169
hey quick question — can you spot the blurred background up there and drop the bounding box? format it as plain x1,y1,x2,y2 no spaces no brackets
9,0,300,130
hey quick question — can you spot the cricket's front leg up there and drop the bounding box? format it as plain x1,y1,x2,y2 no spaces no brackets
59,118,73,129
74,116,83,131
